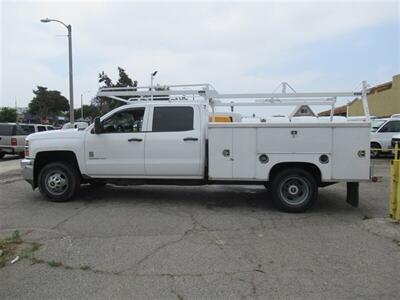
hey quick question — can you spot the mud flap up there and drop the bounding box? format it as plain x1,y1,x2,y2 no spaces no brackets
346,182,359,207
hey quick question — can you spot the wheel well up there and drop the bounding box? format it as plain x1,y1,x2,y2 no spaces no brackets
269,162,322,186
371,141,381,148
34,151,81,188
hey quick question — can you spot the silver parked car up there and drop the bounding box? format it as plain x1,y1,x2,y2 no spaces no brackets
0,123,55,158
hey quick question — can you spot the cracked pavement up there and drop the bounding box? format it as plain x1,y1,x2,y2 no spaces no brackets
0,158,399,299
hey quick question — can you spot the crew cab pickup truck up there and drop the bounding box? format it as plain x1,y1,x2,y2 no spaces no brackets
21,83,371,212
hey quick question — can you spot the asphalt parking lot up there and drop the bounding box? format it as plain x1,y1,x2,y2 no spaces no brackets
0,156,399,299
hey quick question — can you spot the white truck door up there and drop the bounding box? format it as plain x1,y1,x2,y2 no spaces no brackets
374,120,400,149
145,105,202,177
84,107,147,176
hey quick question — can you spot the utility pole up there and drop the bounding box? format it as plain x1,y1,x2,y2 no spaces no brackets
41,18,75,125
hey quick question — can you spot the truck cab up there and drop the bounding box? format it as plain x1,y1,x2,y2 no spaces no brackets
370,116,400,158
84,103,205,178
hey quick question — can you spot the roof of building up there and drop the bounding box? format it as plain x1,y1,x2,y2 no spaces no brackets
289,105,316,118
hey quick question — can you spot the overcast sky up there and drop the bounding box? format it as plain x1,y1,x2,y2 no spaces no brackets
1,0,399,116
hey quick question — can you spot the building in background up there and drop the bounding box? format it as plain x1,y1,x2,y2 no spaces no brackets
318,74,400,118
318,105,347,117
348,74,400,117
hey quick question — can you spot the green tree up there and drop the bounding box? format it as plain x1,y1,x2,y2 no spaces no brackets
28,86,69,122
0,107,17,122
116,67,137,88
98,71,113,87
74,104,100,122
95,67,138,114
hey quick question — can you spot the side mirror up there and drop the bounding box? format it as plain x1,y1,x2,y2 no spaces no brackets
94,117,103,134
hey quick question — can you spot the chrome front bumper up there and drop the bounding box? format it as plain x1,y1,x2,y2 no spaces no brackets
20,158,34,187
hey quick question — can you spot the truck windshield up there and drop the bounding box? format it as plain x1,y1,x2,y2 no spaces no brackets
371,119,387,132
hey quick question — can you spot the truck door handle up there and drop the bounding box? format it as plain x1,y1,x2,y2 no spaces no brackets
128,138,143,142
183,137,198,141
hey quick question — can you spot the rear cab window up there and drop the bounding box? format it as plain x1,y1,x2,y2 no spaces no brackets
152,106,194,132
0,124,15,136
37,126,47,132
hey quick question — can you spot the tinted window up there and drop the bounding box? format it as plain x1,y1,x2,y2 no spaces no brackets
46,126,54,130
380,121,400,133
102,108,145,133
152,107,193,132
20,125,35,134
38,126,46,132
0,124,15,136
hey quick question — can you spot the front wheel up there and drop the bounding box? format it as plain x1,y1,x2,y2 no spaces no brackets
370,142,381,159
38,162,80,202
271,168,317,213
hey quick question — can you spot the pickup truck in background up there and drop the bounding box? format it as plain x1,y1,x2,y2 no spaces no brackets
0,123,54,158
21,83,371,212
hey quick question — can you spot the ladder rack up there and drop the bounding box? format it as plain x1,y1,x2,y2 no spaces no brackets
95,82,370,121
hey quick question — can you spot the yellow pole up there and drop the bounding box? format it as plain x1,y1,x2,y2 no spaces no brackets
390,143,400,220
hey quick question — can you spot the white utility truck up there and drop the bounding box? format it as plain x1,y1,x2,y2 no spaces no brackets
21,83,371,212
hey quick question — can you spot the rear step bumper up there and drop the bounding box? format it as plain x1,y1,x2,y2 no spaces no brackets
0,147,17,154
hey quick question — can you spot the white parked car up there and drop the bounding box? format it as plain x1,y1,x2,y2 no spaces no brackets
370,117,400,158
21,83,371,213
62,122,89,130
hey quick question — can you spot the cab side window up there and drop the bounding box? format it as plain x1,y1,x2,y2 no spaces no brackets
20,125,35,134
379,121,400,133
38,126,46,132
102,108,145,133
152,106,194,132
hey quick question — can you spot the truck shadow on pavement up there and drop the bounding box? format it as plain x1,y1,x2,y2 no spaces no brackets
71,183,356,215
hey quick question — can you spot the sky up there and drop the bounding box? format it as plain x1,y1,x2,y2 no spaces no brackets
1,0,399,117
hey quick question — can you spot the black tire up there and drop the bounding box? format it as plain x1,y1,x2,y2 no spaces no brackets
38,162,80,202
370,142,380,159
271,168,317,213
0,152,5,159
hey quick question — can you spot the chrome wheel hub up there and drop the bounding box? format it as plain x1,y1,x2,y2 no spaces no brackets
288,184,299,196
279,176,310,206
45,171,68,196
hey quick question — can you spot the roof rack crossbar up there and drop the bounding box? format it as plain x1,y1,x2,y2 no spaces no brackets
95,81,370,121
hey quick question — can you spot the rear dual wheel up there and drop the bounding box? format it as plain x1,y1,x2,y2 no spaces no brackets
271,168,317,213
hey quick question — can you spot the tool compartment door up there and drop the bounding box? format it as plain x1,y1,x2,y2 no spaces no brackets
232,128,257,179
208,127,233,179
